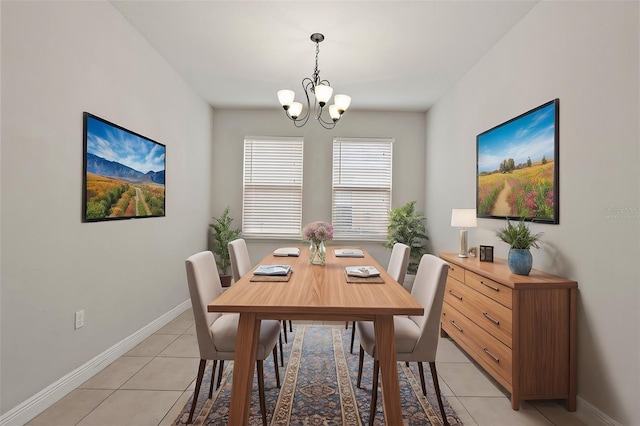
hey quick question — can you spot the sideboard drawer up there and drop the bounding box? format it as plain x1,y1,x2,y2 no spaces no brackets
446,262,465,282
442,302,512,386
441,302,472,348
444,277,512,348
465,270,513,309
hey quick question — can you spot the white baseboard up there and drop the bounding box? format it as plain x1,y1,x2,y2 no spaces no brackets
576,396,622,426
0,299,192,426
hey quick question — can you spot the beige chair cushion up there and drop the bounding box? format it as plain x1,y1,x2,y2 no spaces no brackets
211,314,281,360
356,316,420,357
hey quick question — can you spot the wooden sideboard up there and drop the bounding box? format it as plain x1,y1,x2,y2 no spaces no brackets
439,252,577,411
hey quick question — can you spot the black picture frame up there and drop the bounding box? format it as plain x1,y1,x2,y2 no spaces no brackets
479,245,494,262
83,112,166,222
476,99,559,224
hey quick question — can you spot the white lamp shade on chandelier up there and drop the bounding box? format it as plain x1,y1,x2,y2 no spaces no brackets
314,84,333,105
277,33,351,129
451,209,477,258
277,90,295,107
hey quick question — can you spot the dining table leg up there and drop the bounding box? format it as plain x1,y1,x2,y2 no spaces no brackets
374,314,403,424
228,312,260,425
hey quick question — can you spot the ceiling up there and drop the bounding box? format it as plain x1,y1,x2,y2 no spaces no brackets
111,1,538,112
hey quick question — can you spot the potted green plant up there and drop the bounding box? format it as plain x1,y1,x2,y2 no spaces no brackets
495,218,543,275
209,206,241,287
385,201,428,275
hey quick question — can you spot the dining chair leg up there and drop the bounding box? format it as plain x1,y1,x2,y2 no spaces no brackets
289,320,293,332
273,347,281,388
350,321,356,354
345,321,349,329
429,361,449,426
257,360,267,426
369,359,380,426
208,360,217,398
356,346,365,388
216,360,224,389
187,359,207,424
417,361,427,396
282,320,288,343
279,334,284,367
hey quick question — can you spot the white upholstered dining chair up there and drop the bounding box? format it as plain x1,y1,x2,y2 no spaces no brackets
228,238,290,365
185,250,281,425
355,253,450,426
228,238,253,283
349,242,411,353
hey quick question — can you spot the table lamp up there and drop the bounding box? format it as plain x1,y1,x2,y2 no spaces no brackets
451,208,477,258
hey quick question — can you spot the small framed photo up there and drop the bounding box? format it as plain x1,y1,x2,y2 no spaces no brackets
480,245,494,262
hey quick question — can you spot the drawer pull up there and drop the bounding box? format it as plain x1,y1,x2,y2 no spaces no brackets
483,347,500,363
483,312,500,325
450,320,463,332
480,280,500,292
448,290,463,301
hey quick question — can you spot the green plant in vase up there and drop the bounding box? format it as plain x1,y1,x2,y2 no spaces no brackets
385,201,428,275
210,206,241,286
495,218,543,275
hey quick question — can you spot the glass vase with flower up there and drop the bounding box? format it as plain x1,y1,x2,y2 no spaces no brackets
303,221,334,265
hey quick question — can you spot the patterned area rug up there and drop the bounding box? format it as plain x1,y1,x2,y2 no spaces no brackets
173,326,462,425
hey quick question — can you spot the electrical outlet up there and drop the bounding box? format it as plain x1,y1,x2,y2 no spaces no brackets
75,310,85,330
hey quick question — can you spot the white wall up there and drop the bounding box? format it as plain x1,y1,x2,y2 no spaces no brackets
211,109,427,266
425,2,639,424
0,1,212,414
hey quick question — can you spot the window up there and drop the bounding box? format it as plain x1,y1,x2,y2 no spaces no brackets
242,136,303,238
332,137,393,240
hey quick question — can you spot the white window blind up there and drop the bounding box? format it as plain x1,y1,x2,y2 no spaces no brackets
242,136,303,238
332,137,393,241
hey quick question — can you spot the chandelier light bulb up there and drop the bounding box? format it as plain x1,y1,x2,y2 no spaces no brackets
329,105,340,121
314,84,333,106
334,94,351,113
277,89,295,108
288,102,303,119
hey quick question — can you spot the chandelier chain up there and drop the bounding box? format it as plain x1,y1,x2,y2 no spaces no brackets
313,41,321,89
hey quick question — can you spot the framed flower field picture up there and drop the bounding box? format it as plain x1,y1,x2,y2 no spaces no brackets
476,99,559,224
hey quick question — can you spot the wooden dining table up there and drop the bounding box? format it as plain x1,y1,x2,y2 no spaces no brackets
208,245,424,424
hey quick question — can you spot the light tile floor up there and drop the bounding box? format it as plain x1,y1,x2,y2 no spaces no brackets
27,310,594,426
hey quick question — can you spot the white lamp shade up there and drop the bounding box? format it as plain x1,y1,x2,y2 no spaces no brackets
451,208,477,227
288,102,303,118
314,84,333,104
329,105,340,120
334,94,351,112
277,89,295,107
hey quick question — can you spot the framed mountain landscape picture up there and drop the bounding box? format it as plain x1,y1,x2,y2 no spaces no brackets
82,112,166,222
476,99,559,224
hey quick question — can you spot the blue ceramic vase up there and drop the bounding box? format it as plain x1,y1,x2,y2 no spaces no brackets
508,248,532,275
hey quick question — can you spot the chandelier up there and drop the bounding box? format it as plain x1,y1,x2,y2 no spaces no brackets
277,33,351,129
